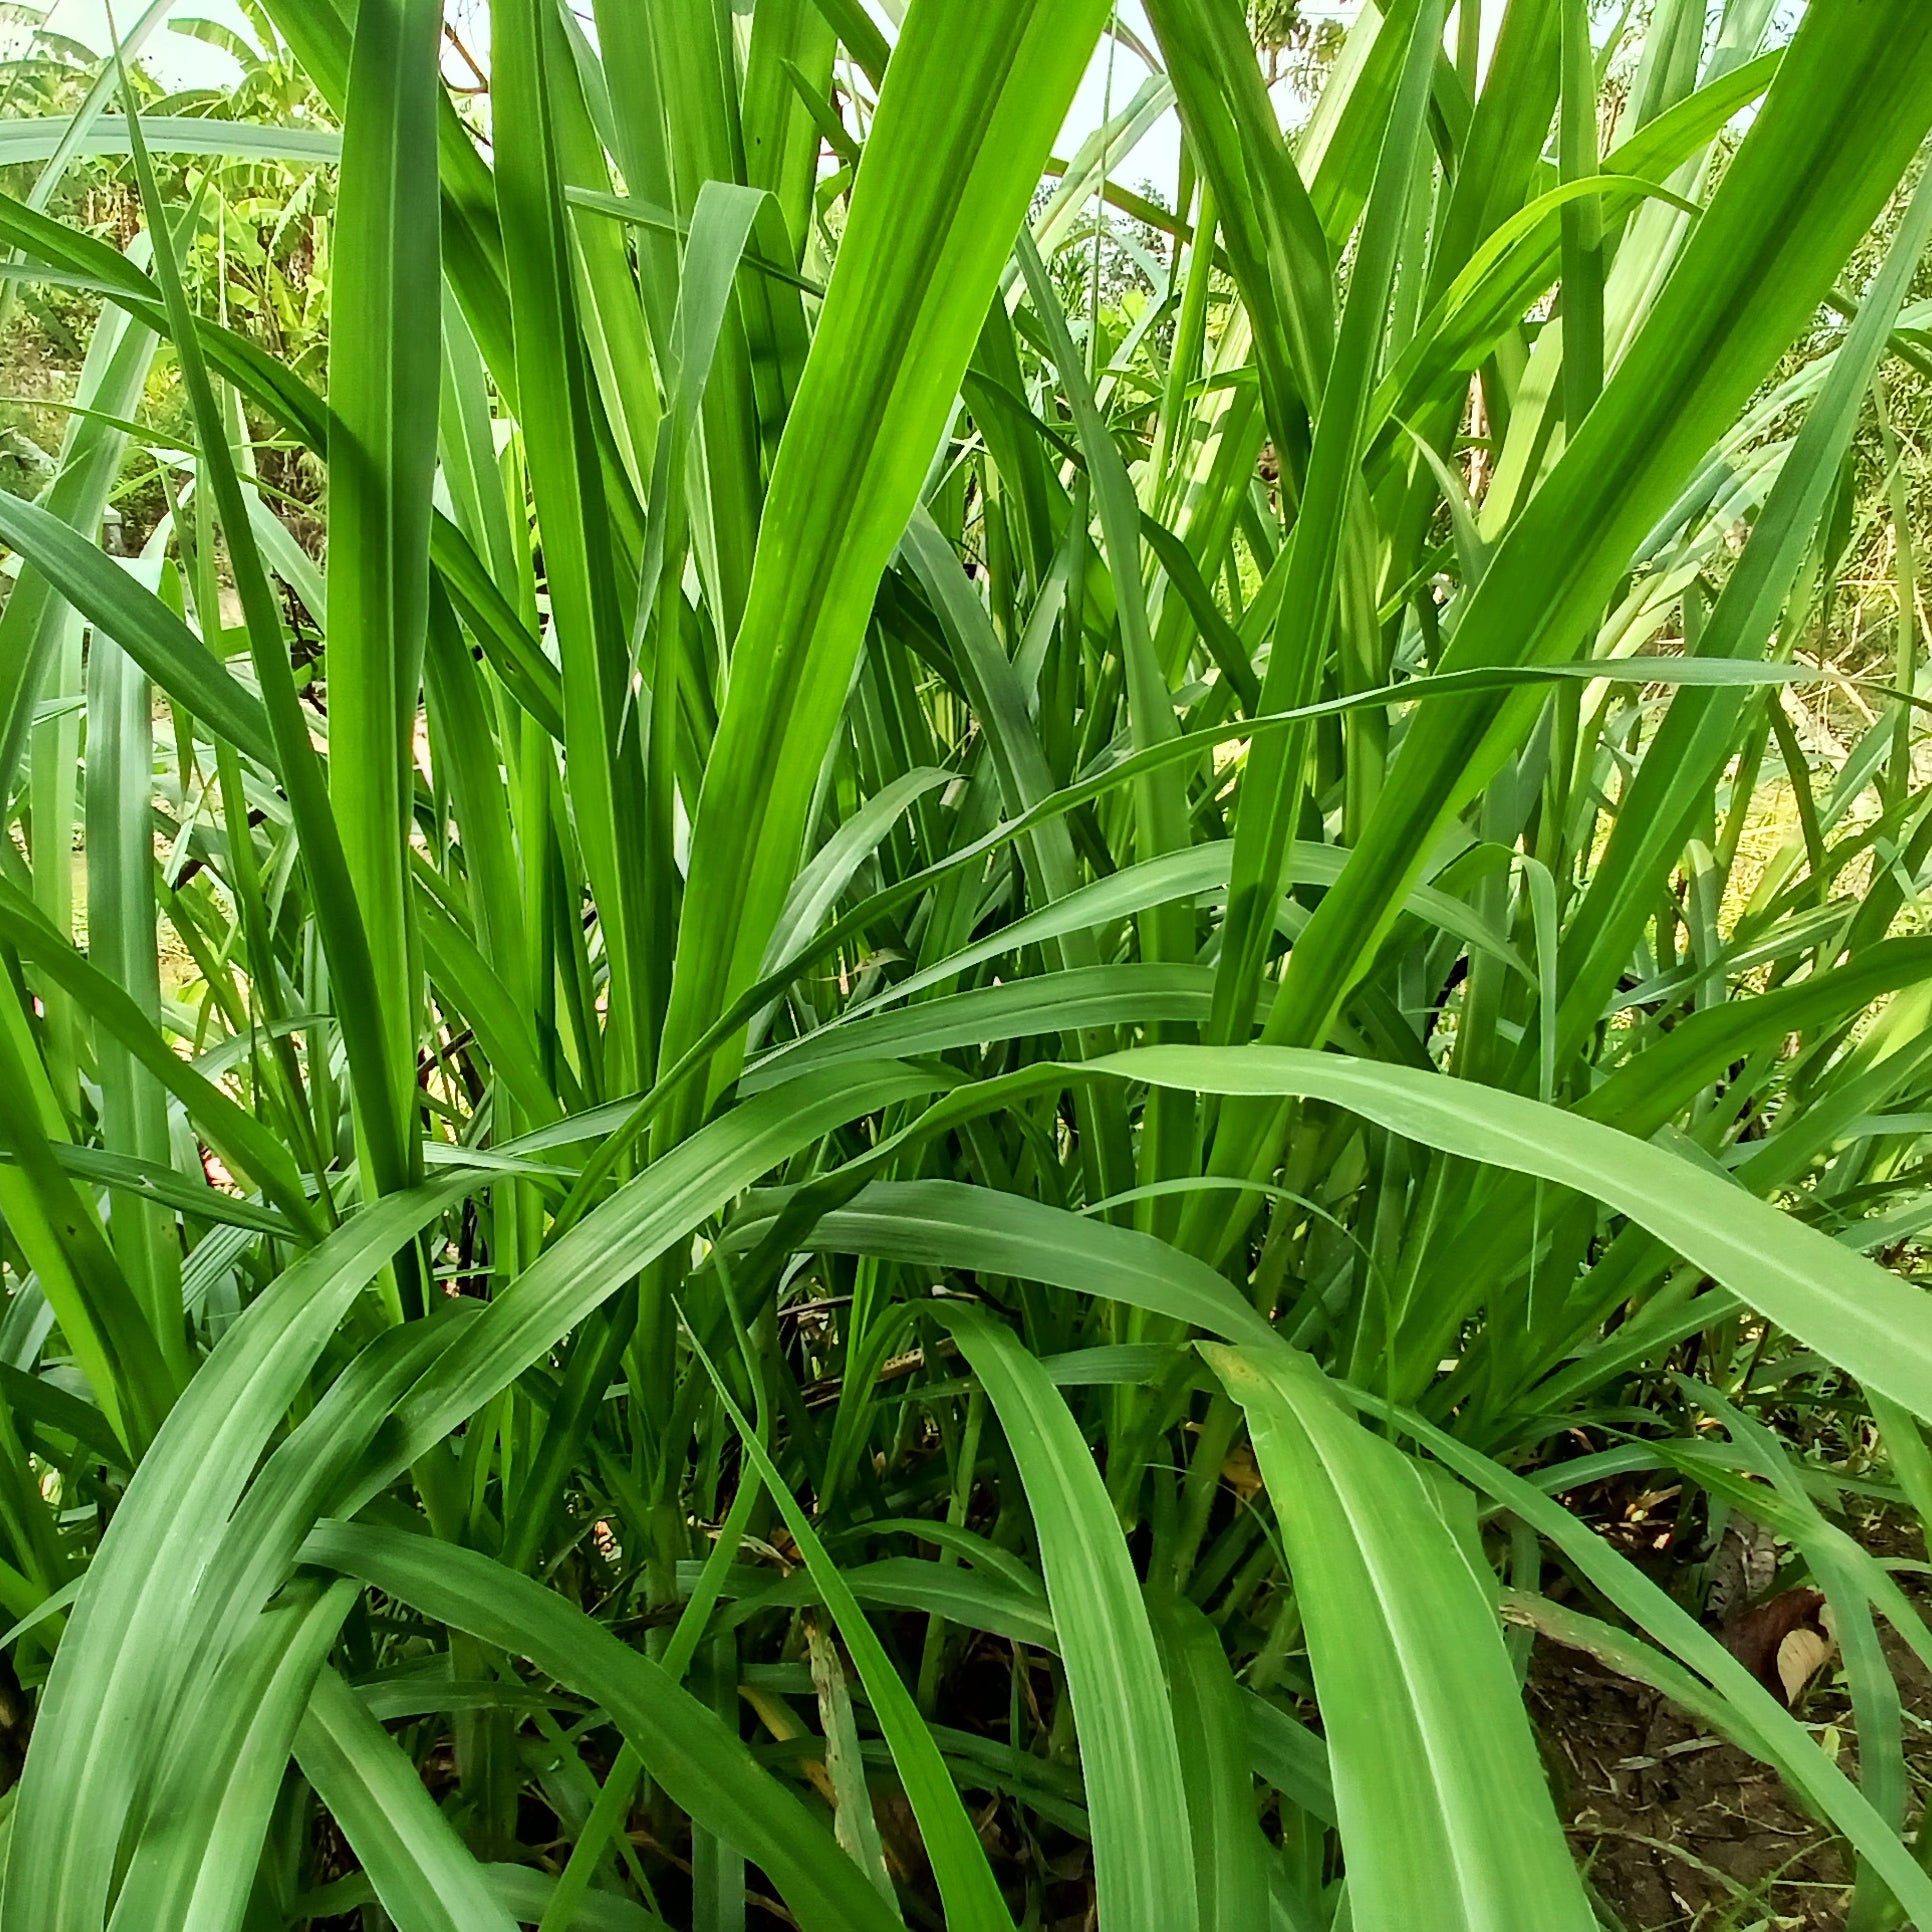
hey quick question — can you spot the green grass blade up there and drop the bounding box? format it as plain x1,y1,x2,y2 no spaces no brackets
115,71,415,1217
84,633,187,1380
293,1665,520,1932
0,489,277,770
1152,1597,1272,1932
658,0,1111,1108
492,0,652,1095
1203,1343,1593,1932
0,1181,467,1932
351,1065,947,1498
1112,1045,1932,1427
1388,1407,1932,1925
0,262,156,797
1208,0,1442,1045
105,1584,355,1932
326,0,443,1176
1552,154,1932,1064
931,1301,1199,1932
302,1523,911,1932
0,879,324,1235
1268,0,1932,1060
689,1335,1015,1932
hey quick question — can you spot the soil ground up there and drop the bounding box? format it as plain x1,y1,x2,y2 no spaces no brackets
1535,1646,1858,1930
1531,1505,1932,1931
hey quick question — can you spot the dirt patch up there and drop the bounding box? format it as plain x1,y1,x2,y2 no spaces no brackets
1533,1646,1852,1930
1530,1541,1932,1932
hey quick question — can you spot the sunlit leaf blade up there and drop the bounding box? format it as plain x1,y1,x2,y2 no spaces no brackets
1203,1343,1593,1932
932,1302,1199,1932
659,0,1112,1105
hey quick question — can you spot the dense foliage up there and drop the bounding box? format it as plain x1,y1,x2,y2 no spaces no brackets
2,1,1932,1927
